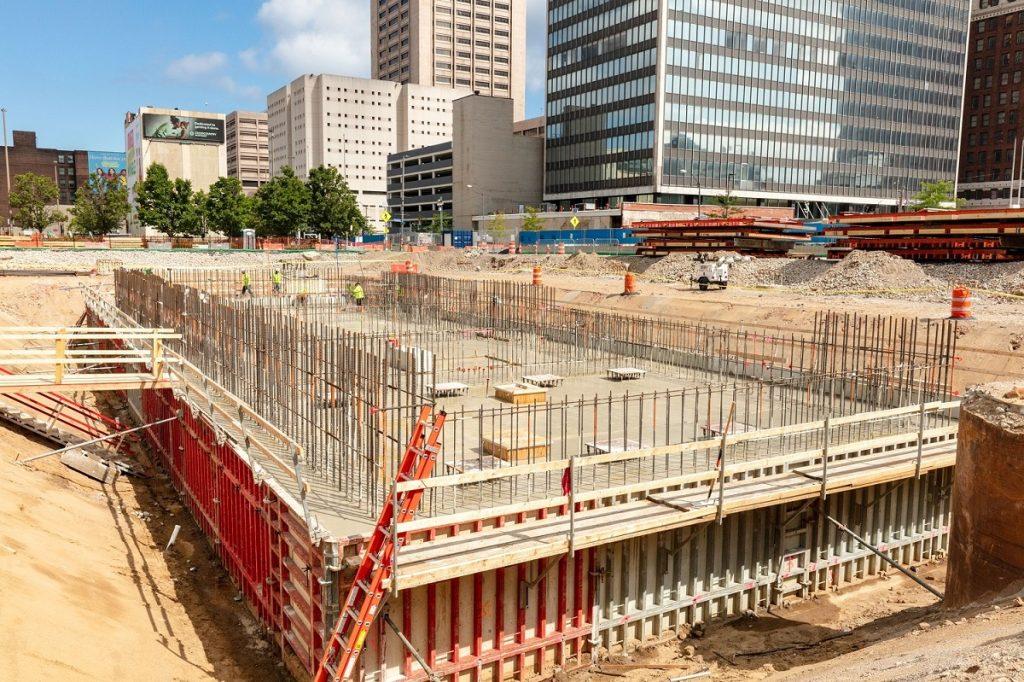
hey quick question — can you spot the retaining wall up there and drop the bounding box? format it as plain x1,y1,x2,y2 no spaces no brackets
366,468,952,681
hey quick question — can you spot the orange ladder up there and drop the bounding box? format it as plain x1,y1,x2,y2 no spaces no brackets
314,406,447,681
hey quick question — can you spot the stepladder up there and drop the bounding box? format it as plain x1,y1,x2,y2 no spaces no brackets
314,406,447,681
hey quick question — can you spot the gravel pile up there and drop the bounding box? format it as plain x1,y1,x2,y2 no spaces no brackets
924,261,1024,295
555,251,626,275
640,252,833,287
0,248,298,271
804,250,942,293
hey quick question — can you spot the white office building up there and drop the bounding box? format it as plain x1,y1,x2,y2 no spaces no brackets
267,74,470,229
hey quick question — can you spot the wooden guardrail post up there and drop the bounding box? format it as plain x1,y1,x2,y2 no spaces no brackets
54,330,66,385
820,414,830,503
915,400,926,478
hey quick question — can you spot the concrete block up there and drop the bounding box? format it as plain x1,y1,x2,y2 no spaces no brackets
60,449,118,484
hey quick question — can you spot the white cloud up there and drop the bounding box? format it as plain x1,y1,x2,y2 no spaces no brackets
238,47,262,72
256,0,369,77
165,52,228,81
165,51,262,103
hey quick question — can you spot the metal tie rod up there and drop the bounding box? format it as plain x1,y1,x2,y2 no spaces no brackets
19,413,181,464
824,514,944,600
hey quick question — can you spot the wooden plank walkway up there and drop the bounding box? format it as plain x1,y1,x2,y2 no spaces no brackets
393,439,957,589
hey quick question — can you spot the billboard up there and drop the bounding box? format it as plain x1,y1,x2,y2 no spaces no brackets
142,113,224,144
87,151,127,186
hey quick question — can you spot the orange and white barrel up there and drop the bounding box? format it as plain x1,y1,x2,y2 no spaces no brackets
532,265,542,286
624,272,637,295
951,286,972,319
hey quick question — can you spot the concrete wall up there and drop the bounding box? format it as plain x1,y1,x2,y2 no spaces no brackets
368,469,952,681
452,95,544,229
946,384,1024,608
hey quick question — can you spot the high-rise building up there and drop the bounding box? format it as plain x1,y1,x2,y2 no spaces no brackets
958,4,1024,207
545,0,970,215
225,111,269,195
371,0,526,120
124,107,227,235
268,74,469,229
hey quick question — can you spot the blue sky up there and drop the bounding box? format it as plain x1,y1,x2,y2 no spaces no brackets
0,0,547,153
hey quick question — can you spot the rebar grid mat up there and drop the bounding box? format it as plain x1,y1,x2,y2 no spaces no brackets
114,268,959,520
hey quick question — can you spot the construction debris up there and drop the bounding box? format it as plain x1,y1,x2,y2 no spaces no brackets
59,448,118,484
804,250,942,293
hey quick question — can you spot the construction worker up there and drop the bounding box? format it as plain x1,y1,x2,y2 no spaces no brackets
350,282,366,308
241,271,253,297
272,269,283,294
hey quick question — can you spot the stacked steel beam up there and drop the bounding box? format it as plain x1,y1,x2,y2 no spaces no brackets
825,208,1024,261
632,218,815,256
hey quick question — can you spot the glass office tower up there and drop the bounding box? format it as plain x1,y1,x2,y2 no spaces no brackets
545,0,970,212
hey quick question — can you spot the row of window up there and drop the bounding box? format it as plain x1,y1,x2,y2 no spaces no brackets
549,48,654,93
672,0,965,58
435,47,510,64
549,0,657,49
546,103,654,141
548,75,654,117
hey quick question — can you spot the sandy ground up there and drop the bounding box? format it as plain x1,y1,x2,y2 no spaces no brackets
568,562,1024,682
0,275,286,682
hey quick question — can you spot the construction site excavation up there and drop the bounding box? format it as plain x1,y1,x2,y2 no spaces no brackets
17,259,969,682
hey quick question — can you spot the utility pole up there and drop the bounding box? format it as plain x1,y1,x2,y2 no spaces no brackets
2,107,11,228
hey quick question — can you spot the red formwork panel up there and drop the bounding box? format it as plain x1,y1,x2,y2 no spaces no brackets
138,387,331,675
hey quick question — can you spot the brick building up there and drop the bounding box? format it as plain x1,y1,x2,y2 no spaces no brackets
959,3,1024,206
0,131,88,223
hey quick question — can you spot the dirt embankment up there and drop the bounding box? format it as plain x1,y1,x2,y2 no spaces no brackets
0,277,286,682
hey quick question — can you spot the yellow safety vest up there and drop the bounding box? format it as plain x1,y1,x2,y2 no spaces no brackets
272,272,282,285
242,273,251,286
352,285,365,300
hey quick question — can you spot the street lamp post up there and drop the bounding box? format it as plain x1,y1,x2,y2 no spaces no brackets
1,107,10,228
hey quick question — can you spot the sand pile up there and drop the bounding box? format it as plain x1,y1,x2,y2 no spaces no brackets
804,250,941,293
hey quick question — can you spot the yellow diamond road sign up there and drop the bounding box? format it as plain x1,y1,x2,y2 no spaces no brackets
570,215,580,228
381,210,392,223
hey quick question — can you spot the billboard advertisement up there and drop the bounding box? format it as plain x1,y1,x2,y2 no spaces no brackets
142,113,224,144
125,116,142,213
87,151,127,186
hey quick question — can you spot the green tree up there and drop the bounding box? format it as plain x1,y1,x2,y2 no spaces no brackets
9,172,60,232
911,180,964,210
69,172,130,236
488,212,508,241
135,164,204,237
135,163,173,234
521,205,544,231
203,176,252,237
428,209,451,233
254,166,310,237
307,165,367,238
711,190,742,219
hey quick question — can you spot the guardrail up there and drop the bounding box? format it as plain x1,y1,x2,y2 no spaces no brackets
82,288,325,541
395,399,961,524
0,327,180,389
